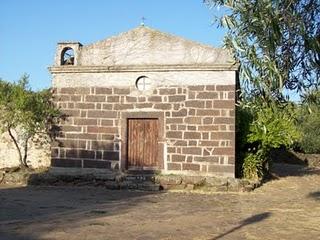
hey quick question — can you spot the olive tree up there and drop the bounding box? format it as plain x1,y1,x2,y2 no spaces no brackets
204,0,319,178
0,75,62,168
205,0,320,100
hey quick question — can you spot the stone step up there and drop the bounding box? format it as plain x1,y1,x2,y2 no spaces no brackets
104,180,161,191
124,174,155,182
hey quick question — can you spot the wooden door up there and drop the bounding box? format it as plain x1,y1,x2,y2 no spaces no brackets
127,118,159,169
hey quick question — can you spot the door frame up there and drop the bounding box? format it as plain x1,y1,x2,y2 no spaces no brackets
120,111,165,171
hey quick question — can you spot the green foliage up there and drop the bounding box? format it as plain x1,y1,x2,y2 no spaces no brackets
301,88,320,113
204,0,318,179
247,103,301,150
298,110,320,154
0,75,62,168
205,0,320,99
295,92,320,154
237,101,300,179
243,151,264,180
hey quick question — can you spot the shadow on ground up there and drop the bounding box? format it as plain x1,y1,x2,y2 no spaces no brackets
308,191,320,201
271,148,320,168
0,185,159,240
271,163,320,178
210,212,271,240
270,148,320,178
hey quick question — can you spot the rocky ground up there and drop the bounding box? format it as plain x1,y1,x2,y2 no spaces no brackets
0,163,319,240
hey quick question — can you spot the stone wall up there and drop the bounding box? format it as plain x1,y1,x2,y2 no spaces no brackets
52,84,235,177
0,132,50,169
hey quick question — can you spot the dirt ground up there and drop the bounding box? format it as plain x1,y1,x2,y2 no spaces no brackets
0,164,320,240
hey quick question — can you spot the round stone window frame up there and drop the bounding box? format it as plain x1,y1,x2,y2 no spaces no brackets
135,76,153,91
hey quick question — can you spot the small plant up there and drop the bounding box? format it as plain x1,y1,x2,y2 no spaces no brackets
243,151,264,180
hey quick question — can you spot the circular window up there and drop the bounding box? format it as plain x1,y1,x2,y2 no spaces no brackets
135,76,152,91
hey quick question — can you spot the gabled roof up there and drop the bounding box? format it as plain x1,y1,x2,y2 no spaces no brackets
81,26,235,66
50,26,238,73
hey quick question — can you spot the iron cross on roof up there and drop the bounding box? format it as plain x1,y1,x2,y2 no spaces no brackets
140,16,146,26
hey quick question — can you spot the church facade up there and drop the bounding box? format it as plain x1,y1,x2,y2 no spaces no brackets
49,26,238,177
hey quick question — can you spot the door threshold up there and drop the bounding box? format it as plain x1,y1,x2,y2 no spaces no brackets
126,169,160,175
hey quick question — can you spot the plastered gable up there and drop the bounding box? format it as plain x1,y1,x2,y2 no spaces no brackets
77,26,235,66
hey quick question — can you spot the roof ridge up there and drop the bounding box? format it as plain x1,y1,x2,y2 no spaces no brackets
83,26,222,51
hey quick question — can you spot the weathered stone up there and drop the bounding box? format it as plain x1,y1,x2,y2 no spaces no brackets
83,160,111,169
172,109,187,117
87,110,117,118
199,141,219,147
51,158,82,168
155,175,183,185
184,132,201,139
210,132,234,140
167,118,183,124
159,89,176,95
196,109,220,116
182,147,202,155
216,85,234,91
185,100,205,108
135,103,153,108
198,125,219,131
182,163,200,171
197,92,218,99
213,100,234,109
85,95,106,102
154,104,172,110
107,96,120,102
203,117,213,124
114,88,130,95
95,88,112,95
206,85,216,91
188,86,204,91
102,151,119,160
194,156,219,163
113,104,134,110
75,103,95,109
167,163,182,170
171,154,186,162
166,131,183,139
187,126,196,131
125,96,137,102
148,96,162,102
184,117,202,124
214,117,234,124
168,95,186,102
74,118,97,126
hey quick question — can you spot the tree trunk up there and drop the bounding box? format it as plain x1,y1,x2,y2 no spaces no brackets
22,137,30,167
8,127,28,168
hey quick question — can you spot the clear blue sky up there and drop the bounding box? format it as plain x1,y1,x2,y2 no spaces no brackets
0,0,225,90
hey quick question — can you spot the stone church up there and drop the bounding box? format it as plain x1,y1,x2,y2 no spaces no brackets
49,26,238,178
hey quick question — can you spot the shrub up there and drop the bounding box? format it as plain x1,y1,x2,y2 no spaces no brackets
239,101,301,179
247,104,300,151
297,110,320,154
